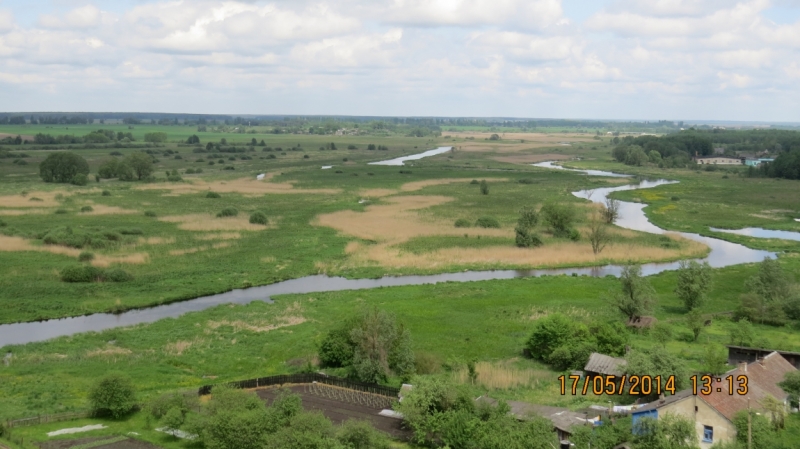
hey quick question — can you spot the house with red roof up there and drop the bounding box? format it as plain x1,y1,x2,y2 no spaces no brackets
631,352,796,448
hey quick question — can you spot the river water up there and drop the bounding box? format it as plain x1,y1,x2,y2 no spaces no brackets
368,146,452,166
0,158,775,347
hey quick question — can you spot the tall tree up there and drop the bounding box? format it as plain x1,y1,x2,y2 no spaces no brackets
674,260,713,310
124,152,154,180
610,264,656,320
39,152,89,183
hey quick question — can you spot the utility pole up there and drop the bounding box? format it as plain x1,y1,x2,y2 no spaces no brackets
747,398,752,449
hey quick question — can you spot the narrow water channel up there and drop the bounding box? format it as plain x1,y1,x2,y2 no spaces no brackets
0,158,775,347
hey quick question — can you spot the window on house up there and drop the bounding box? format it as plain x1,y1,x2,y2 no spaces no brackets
703,425,713,443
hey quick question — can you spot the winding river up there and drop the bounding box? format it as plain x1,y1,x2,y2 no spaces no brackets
0,158,776,347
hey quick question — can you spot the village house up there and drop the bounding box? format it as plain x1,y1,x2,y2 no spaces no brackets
694,156,742,165
727,345,800,369
584,352,626,379
476,396,592,441
631,352,796,448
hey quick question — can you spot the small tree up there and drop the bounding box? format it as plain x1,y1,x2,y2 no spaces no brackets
779,371,800,407
625,348,688,396
162,407,185,436
729,319,755,346
515,225,543,248
610,264,656,321
88,371,137,418
702,344,729,375
540,202,576,238
675,260,713,311
602,198,620,224
587,213,611,255
517,207,538,228
652,322,672,348
686,309,704,342
479,180,489,195
124,152,154,180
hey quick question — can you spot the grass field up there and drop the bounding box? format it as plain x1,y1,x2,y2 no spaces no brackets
3,124,800,447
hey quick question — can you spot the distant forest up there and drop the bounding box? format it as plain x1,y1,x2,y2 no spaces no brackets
612,129,800,179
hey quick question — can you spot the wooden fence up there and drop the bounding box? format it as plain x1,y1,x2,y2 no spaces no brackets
198,373,401,398
5,410,90,429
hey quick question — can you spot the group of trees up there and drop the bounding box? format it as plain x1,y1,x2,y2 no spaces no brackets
612,131,711,168
98,153,155,181
318,308,415,383
526,314,629,370
736,257,799,325
32,130,136,145
750,149,800,179
39,152,90,184
396,376,557,449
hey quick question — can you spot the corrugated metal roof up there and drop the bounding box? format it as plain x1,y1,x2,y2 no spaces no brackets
584,352,627,376
632,389,695,413
476,397,590,433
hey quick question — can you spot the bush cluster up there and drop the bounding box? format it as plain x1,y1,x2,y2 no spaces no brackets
526,314,628,370
474,217,500,228
249,211,268,225
454,218,471,228
205,191,221,198
60,265,133,283
217,207,238,217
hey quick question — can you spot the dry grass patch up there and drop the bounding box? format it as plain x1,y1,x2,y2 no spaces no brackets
0,235,148,266
137,237,176,245
0,208,50,215
492,154,571,164
168,242,232,256
207,302,306,333
0,191,66,207
160,214,272,231
261,256,276,263
195,232,241,241
344,237,707,270
315,195,508,243
358,188,397,198
92,253,149,267
136,175,340,196
399,178,508,192
81,204,139,215
164,339,205,356
85,346,133,358
452,360,551,390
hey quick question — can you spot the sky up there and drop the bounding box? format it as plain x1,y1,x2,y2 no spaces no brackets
1,0,800,121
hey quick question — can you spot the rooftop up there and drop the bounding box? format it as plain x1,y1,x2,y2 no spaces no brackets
584,352,627,376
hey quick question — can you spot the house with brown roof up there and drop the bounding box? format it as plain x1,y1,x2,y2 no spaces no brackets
631,352,796,448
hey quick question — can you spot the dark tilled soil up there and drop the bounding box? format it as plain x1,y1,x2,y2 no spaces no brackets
38,437,163,449
257,385,410,439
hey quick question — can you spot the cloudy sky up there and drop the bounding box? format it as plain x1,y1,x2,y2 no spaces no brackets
1,0,800,121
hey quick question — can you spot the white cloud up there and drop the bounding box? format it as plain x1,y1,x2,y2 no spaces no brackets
386,0,563,29
0,9,14,34
39,5,103,29
0,0,798,120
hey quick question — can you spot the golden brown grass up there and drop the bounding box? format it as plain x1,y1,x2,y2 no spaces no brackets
168,241,232,256
195,232,242,241
85,346,133,358
0,191,66,207
452,360,551,390
207,302,306,333
136,175,340,196
159,214,273,231
92,253,150,267
82,204,139,215
399,178,509,192
0,235,148,266
0,208,50,215
492,153,571,164
137,237,176,245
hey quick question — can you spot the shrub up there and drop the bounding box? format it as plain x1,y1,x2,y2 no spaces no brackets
185,168,195,174
167,174,182,181
454,218,471,228
568,228,581,241
94,174,100,182
195,168,203,173
224,166,235,170
319,324,356,367
470,179,479,184
206,191,221,198
80,206,94,212
541,202,576,237
336,420,391,449
515,226,543,248
518,178,535,184
119,228,143,235
78,251,95,262
89,371,137,418
71,173,89,186
102,190,111,196
303,154,310,159
105,269,133,283
475,217,500,228
55,209,68,214
217,207,238,217
249,211,268,225
60,265,104,282
479,180,489,195
671,196,680,201
144,210,157,217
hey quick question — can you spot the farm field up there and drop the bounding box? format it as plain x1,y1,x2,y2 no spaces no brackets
2,124,800,448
